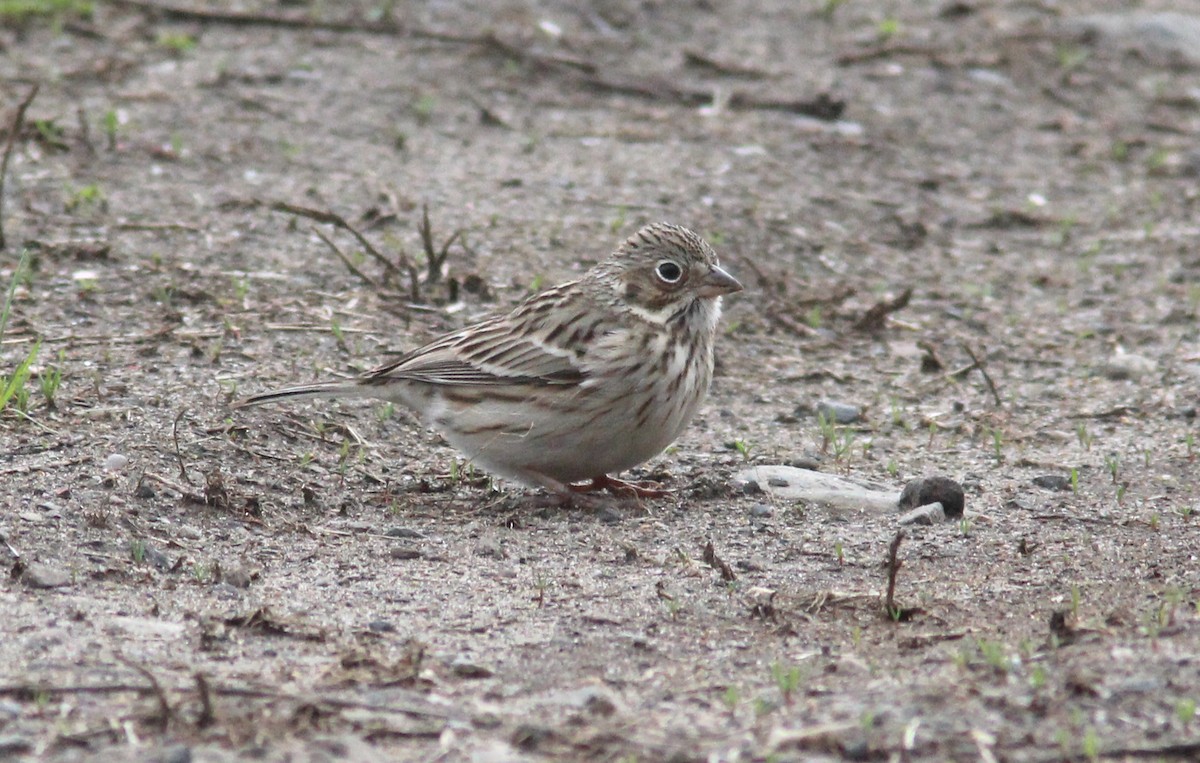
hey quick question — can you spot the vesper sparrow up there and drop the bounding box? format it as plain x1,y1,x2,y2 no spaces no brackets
239,222,742,497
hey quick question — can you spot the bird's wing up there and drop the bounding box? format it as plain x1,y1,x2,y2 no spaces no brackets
360,317,587,388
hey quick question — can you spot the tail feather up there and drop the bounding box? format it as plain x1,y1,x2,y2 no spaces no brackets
235,380,370,408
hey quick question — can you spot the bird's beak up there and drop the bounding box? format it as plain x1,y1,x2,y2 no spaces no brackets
698,264,743,297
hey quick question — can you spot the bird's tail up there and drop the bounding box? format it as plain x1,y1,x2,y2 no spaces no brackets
235,380,370,409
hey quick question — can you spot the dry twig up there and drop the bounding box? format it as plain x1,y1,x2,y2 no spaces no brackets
702,540,736,582
853,287,912,332
416,203,461,286
884,530,905,620
311,226,380,289
0,85,38,250
193,672,215,728
116,655,173,732
172,408,193,485
960,341,1003,406
271,201,403,278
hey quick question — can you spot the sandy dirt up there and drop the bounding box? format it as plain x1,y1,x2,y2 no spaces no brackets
2,1,1199,761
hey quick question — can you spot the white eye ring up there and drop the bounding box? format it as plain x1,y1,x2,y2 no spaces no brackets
655,260,683,283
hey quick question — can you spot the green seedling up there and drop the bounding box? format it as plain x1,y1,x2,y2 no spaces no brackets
65,183,104,212
1,251,38,414
1082,728,1100,762
731,438,752,461
876,17,900,41
157,31,196,53
721,685,740,710
101,108,119,149
958,516,972,537
804,305,821,329
39,349,63,406
1177,698,1196,726
0,0,92,23
770,661,804,704
1075,422,1091,451
1104,454,1119,484
609,206,627,234
330,316,346,350
817,0,847,21
413,94,436,125
129,538,146,564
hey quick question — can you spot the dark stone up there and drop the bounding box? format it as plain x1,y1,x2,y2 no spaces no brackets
1032,474,1072,491
898,476,965,518
385,527,427,539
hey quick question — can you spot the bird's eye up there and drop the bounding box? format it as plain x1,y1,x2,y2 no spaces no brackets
655,261,683,283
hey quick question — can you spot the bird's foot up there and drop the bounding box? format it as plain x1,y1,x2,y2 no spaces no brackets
569,475,672,499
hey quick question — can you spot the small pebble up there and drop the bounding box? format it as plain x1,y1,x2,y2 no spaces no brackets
739,480,764,496
385,527,427,539
1099,352,1156,381
21,562,71,589
390,546,422,560
0,736,32,756
749,504,773,518
367,620,396,633
898,476,965,518
159,744,192,763
450,658,493,678
143,544,172,571
898,502,946,525
1032,474,1072,491
212,582,242,600
595,507,623,524
219,564,253,588
476,540,506,559
815,400,862,425
105,453,129,472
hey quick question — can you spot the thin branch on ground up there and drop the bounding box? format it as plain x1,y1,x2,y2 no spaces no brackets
960,341,1003,407
702,540,736,582
575,71,844,119
0,84,39,250
311,226,381,289
683,49,771,79
115,655,173,732
853,287,912,332
836,44,944,66
417,203,461,286
76,105,96,156
193,673,215,728
884,530,905,620
140,471,208,505
270,201,403,279
172,408,193,485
